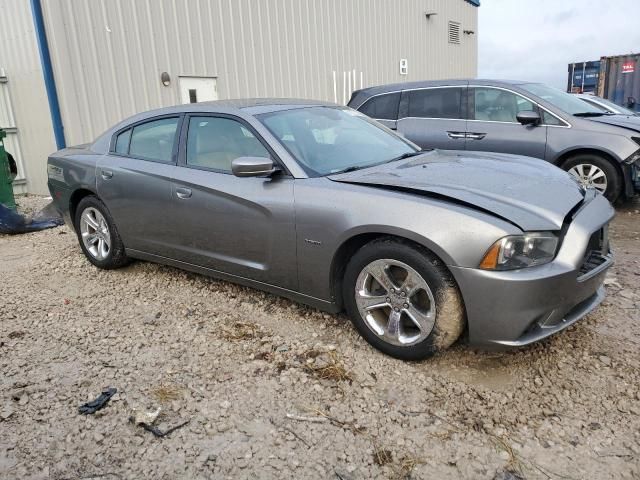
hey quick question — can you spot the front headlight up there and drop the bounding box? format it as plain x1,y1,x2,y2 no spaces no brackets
479,232,559,270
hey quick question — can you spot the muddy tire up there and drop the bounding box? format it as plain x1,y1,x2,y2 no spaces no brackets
343,238,465,360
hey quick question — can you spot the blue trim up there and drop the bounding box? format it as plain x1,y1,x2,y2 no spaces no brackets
466,0,480,5
30,0,65,149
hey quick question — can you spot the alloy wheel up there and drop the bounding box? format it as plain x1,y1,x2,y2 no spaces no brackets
80,207,111,261
354,259,436,346
568,163,608,194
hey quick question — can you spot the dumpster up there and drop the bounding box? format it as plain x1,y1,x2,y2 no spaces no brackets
0,129,17,209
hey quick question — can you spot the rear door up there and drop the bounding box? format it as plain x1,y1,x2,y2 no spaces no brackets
168,114,298,290
465,86,548,158
97,116,181,257
357,92,401,130
396,86,467,150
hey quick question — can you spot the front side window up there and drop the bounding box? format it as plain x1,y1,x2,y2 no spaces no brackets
358,92,401,120
128,117,179,162
186,116,270,172
472,87,536,123
408,88,462,119
258,107,417,176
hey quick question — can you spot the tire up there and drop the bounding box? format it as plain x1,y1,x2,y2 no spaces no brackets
74,196,129,269
342,238,465,360
560,154,622,202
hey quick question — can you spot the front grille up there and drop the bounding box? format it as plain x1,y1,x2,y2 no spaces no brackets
579,225,610,276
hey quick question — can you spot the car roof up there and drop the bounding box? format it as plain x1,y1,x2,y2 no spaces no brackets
129,98,337,119
90,98,338,154
349,79,534,107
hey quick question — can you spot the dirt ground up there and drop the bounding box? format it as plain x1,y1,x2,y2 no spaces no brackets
1,195,639,480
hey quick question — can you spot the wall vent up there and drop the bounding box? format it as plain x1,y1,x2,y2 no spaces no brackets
448,21,461,44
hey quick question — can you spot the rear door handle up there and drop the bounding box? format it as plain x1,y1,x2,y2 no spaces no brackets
175,187,192,199
100,170,113,180
447,131,466,139
466,132,487,140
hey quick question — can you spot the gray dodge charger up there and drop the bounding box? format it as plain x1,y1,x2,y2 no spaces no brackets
47,99,614,360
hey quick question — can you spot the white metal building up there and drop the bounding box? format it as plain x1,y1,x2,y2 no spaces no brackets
0,0,479,194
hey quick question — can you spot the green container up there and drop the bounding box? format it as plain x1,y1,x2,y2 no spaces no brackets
0,129,17,210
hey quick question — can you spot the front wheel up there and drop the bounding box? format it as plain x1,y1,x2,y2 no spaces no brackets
561,154,622,202
342,238,465,360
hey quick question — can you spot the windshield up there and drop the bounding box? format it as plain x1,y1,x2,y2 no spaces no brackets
521,83,603,115
258,106,418,176
583,96,636,115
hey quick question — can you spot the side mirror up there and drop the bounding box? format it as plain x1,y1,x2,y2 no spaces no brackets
516,110,541,126
231,156,278,177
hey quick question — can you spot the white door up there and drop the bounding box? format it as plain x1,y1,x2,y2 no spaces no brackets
179,77,218,104
0,72,27,194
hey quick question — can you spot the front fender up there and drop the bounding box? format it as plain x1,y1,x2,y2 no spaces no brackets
294,179,520,302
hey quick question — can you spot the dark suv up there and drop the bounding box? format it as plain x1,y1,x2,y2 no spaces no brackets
349,79,640,202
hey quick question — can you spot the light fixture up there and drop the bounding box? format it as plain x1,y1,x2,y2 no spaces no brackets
464,30,475,35
425,11,437,19
160,72,171,87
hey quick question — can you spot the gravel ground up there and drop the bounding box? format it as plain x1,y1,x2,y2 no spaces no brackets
1,194,639,480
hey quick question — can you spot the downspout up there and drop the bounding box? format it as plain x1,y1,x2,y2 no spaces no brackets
30,0,66,149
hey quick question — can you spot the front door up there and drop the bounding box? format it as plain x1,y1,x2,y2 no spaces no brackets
169,114,298,290
97,116,181,257
396,86,468,150
465,87,548,159
179,77,218,104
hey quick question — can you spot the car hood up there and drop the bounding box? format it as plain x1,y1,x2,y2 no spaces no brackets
329,150,585,231
587,114,640,133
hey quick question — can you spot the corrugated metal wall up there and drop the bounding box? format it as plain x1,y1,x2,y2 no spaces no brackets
43,0,477,146
0,0,57,194
0,0,477,194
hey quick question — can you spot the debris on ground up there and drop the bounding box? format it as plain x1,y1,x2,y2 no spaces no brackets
78,387,117,415
129,407,189,438
0,201,63,234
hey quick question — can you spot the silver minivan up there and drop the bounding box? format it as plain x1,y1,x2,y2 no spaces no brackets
349,80,640,202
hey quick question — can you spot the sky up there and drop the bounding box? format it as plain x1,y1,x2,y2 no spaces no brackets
478,0,640,89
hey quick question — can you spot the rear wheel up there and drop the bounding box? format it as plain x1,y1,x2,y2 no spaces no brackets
561,154,621,202
74,196,129,269
342,238,465,360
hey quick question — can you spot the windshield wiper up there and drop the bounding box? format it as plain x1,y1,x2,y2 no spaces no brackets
385,150,425,163
573,112,609,117
331,165,365,174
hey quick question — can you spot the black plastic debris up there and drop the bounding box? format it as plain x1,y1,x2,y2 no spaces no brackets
0,201,64,234
138,419,190,438
79,387,117,415
129,407,189,438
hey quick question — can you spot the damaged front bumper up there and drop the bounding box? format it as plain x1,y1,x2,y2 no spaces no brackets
450,192,615,348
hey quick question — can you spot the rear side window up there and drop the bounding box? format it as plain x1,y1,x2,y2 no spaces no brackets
408,88,462,119
358,92,401,120
128,117,179,162
114,129,131,154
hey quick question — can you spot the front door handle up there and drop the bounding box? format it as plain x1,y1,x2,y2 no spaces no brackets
466,132,487,140
175,187,192,199
447,131,466,139
100,170,113,180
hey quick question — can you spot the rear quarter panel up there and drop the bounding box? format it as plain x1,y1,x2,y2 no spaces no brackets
47,148,100,227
